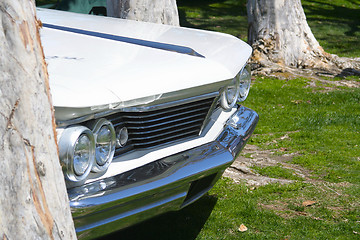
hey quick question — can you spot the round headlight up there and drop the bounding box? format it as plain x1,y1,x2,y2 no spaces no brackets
58,126,95,182
91,119,116,173
238,64,251,102
73,134,93,175
220,65,251,110
116,127,129,148
221,75,240,111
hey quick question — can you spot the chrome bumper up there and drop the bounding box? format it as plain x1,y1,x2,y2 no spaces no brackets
68,106,258,239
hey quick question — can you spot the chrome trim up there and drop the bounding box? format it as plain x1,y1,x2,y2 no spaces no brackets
129,119,201,136
118,101,211,119
43,23,205,58
68,106,258,239
220,67,243,111
219,105,259,157
238,64,251,102
199,94,220,134
116,127,129,148
89,119,116,173
129,125,199,141
58,126,95,182
98,92,217,115
220,84,240,110
122,112,206,128
55,77,235,126
131,130,199,147
56,92,220,127
108,97,215,153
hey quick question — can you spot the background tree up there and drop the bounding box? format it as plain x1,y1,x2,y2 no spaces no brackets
247,0,360,77
107,0,179,26
0,0,76,239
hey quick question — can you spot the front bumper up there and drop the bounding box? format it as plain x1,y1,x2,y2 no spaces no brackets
68,106,258,239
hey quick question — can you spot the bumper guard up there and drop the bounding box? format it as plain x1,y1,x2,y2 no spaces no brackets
68,106,258,239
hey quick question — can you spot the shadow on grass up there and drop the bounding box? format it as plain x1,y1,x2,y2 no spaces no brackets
177,0,248,38
302,0,360,57
100,194,218,240
303,0,360,36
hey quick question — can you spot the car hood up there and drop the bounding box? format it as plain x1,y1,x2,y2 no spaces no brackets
37,9,252,120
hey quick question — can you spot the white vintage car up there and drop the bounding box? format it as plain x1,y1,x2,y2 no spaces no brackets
37,6,258,239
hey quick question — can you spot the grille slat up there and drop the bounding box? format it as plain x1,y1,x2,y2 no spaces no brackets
131,129,200,148
125,107,209,125
120,100,214,119
105,97,215,156
125,112,207,130
130,119,203,136
130,124,202,141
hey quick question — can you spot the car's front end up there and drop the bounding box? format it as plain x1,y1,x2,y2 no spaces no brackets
38,8,258,239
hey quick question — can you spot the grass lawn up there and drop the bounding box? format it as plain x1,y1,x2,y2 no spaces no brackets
201,78,360,239
36,0,360,239
175,1,359,239
177,0,360,58
108,77,360,240
113,1,359,239
174,1,360,239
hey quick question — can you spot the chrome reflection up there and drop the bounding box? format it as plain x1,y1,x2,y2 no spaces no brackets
68,106,258,238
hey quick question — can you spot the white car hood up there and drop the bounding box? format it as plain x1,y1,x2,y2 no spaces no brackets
37,9,252,117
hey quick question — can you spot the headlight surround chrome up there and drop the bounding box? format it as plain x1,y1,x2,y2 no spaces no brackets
238,64,251,102
220,65,251,110
220,76,240,111
90,118,116,173
116,127,129,148
58,126,95,182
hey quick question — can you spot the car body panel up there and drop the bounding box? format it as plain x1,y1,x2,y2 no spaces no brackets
38,9,252,111
37,7,257,239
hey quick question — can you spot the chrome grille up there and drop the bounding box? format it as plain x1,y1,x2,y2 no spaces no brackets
106,97,216,157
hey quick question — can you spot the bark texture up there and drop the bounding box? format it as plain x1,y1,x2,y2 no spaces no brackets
0,1,76,239
107,0,179,26
247,0,360,78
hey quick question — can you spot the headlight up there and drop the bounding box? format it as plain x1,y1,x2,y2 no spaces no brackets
220,75,240,110
238,64,251,102
116,127,129,148
58,126,95,182
220,65,251,110
90,119,116,173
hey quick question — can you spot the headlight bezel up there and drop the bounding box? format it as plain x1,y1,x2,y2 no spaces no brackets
238,64,251,102
58,126,95,182
116,126,129,148
220,64,251,110
90,118,116,173
220,77,241,110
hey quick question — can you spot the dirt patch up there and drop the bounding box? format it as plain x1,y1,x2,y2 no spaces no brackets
307,78,360,92
258,201,305,219
223,144,309,186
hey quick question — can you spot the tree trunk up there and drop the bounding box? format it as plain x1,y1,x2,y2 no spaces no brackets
107,0,180,26
247,0,360,77
0,1,76,239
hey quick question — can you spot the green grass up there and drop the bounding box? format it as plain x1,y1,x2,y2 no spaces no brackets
178,0,248,39
252,164,304,181
109,1,359,239
246,78,360,184
36,0,360,239
106,78,360,240
186,77,359,240
301,0,360,58
111,178,359,239
199,179,360,239
178,0,360,57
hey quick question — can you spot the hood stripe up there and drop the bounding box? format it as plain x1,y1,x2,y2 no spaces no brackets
43,23,205,58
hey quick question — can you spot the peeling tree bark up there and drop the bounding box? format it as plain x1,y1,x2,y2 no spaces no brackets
0,1,76,239
107,0,179,26
247,0,360,78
